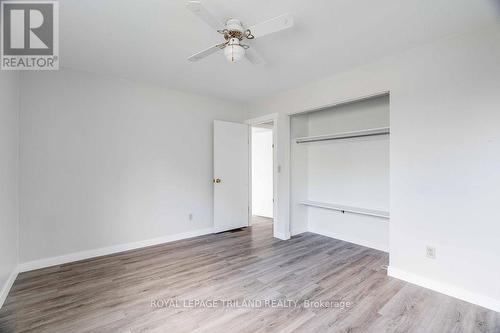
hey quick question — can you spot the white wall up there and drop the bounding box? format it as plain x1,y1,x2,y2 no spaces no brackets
0,72,19,307
251,127,273,218
249,24,500,311
19,68,248,264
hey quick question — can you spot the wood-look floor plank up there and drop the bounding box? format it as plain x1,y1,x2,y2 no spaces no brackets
1,217,499,333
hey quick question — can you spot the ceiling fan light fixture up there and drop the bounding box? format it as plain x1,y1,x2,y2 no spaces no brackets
186,1,294,65
224,38,245,63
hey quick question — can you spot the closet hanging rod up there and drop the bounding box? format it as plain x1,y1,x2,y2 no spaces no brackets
295,127,390,144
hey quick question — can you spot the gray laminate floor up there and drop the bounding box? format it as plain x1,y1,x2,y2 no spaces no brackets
1,218,499,332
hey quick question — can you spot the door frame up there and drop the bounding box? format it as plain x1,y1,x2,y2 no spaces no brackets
246,113,279,238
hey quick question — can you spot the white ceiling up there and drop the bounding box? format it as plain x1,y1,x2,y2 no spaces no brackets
59,0,499,102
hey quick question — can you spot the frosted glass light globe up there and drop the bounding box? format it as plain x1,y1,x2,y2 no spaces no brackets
224,40,245,63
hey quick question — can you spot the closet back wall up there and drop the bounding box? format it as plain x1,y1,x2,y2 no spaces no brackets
19,68,247,265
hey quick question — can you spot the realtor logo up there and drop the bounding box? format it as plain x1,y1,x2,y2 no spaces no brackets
1,1,59,70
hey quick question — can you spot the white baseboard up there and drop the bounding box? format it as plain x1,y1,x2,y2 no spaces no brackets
0,268,19,309
18,227,214,273
308,227,388,252
388,266,500,313
290,228,308,236
274,231,290,240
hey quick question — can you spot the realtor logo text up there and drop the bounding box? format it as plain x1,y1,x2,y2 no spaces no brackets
1,1,59,70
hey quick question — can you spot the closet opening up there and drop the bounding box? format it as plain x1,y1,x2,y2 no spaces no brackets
290,93,390,251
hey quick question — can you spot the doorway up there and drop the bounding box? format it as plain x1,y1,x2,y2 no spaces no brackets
250,121,275,227
213,116,282,237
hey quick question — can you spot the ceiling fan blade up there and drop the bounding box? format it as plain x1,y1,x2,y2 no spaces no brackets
188,43,225,61
186,1,224,31
245,47,266,65
247,13,294,38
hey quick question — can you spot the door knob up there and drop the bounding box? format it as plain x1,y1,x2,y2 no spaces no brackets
213,178,221,184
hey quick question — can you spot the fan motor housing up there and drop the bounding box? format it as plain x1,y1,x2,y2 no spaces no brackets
222,19,247,41
225,18,244,32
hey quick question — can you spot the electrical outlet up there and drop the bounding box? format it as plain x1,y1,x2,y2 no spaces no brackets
426,246,436,259
188,213,193,221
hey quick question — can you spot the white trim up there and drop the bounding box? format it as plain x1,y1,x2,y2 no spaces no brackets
18,228,214,273
290,228,308,236
273,231,290,240
286,91,390,116
388,266,500,313
247,113,281,238
246,113,279,126
0,268,18,309
247,124,253,226
281,114,291,240
308,226,388,252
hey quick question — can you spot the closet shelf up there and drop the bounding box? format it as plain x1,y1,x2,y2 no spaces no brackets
295,127,390,144
299,200,390,219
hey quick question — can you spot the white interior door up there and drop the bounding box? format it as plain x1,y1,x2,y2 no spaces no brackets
213,120,249,233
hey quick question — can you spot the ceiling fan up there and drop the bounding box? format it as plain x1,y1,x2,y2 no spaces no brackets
186,1,294,65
